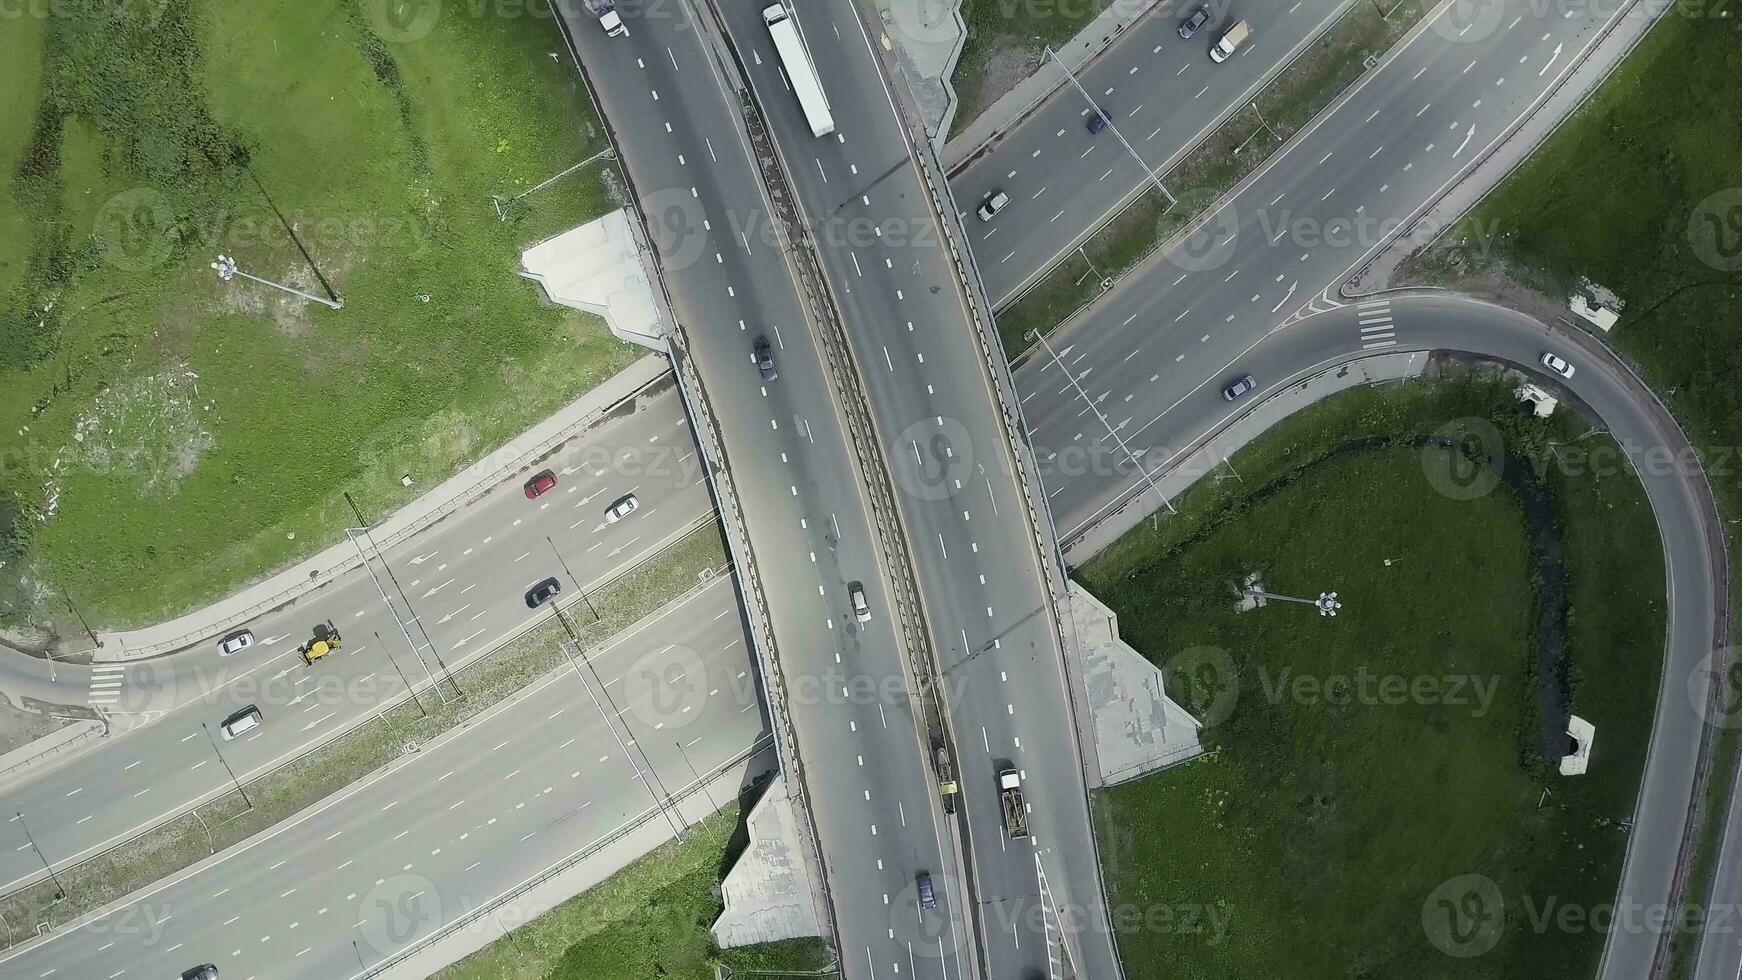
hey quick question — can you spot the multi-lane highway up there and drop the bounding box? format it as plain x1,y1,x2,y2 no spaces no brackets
717,1,1124,974
0,386,713,896
555,1,971,975
965,0,1696,976
950,0,1351,307
0,576,769,980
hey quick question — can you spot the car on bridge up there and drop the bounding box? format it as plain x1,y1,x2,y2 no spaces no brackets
755,335,779,381
1178,5,1211,39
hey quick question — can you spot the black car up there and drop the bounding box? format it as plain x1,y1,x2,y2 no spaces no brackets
525,576,561,608
754,335,778,381
1086,109,1110,134
1178,5,1211,38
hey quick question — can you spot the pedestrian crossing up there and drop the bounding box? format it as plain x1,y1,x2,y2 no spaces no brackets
1357,298,1396,349
87,664,124,706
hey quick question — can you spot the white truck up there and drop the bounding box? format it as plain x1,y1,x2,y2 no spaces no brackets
1210,20,1250,62
587,0,627,37
762,2,835,137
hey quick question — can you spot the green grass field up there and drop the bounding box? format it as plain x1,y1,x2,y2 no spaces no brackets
949,0,1116,137
1079,378,1663,978
0,0,635,629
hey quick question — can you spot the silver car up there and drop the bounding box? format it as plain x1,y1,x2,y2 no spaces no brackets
849,581,870,623
220,705,262,740
218,629,254,657
605,493,639,523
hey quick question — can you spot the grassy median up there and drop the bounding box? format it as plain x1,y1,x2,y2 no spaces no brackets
995,0,1429,356
1080,377,1662,978
0,0,635,630
0,523,728,949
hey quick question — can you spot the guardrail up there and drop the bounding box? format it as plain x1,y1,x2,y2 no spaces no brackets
109,363,675,661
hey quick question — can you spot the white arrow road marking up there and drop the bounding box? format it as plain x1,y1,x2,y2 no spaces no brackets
301,712,334,732
453,629,487,649
1538,41,1563,77
607,536,643,559
1453,124,1475,157
1270,280,1299,313
421,578,454,599
437,605,469,626
408,551,438,565
261,634,289,646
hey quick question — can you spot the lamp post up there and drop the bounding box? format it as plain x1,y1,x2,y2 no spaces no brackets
1243,588,1343,616
211,254,343,309
201,722,253,809
15,811,64,900
547,536,600,621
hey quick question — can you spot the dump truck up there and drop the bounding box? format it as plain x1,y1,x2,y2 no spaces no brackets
587,0,627,37
299,621,341,666
999,768,1029,839
934,741,959,815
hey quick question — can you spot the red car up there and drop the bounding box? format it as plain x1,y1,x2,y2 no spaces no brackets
524,469,557,499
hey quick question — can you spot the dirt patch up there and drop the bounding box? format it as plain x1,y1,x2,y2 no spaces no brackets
0,699,75,757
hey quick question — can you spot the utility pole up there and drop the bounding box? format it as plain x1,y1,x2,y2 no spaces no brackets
547,536,600,621
15,811,64,900
1243,588,1343,616
201,722,254,809
377,631,427,717
549,607,685,840
211,254,343,309
344,492,462,700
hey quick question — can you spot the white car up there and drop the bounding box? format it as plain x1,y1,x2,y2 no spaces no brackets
605,493,639,523
849,581,870,623
220,705,262,740
976,190,1009,222
1541,351,1575,379
217,629,254,657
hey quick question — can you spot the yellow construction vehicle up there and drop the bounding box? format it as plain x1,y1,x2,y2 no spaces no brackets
298,621,341,665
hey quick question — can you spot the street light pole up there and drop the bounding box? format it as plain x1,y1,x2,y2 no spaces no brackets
546,536,600,622
345,527,450,706
15,811,64,900
1244,588,1343,616
1034,329,1176,514
201,722,254,809
343,493,461,700
376,630,428,717
211,254,343,309
549,607,685,840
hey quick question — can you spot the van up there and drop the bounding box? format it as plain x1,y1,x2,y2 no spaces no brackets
1210,20,1250,62
221,705,262,740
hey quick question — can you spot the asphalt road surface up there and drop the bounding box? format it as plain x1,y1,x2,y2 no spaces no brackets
0,386,713,895
557,1,970,975
950,0,1352,307
0,578,769,980
718,2,1123,975
987,0,1697,975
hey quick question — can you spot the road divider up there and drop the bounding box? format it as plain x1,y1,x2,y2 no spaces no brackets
0,520,729,950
